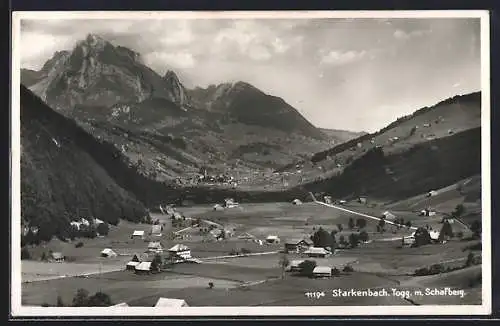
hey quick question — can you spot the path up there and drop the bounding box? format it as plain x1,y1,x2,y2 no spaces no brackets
309,192,418,230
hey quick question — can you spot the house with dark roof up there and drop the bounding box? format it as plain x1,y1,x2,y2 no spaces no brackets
284,238,313,253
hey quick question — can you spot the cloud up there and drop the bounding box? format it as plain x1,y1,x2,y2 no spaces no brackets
144,50,196,69
17,17,481,132
394,29,431,40
320,49,368,66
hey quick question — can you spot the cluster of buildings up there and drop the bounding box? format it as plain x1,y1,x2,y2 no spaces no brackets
125,242,194,274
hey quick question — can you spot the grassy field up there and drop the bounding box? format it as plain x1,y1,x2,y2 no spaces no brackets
21,196,483,307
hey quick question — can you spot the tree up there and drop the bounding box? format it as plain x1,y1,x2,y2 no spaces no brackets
470,220,481,239
452,204,466,218
311,227,333,248
87,292,113,307
405,221,412,229
356,218,367,229
413,227,431,247
339,235,346,245
331,267,340,276
378,219,386,233
348,218,355,230
298,260,317,277
96,223,109,236
279,254,290,279
337,224,343,232
56,295,65,307
465,252,475,267
151,254,163,272
359,231,369,243
72,288,90,307
439,221,453,242
41,252,47,261
348,233,360,248
21,247,31,260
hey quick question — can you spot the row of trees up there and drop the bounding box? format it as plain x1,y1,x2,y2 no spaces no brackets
46,289,114,307
310,227,369,250
21,220,110,247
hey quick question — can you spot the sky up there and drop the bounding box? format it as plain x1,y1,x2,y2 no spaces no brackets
19,16,482,132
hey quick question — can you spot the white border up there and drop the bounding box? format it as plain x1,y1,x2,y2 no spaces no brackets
10,10,491,317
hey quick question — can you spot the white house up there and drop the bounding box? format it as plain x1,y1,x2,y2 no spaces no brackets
289,259,305,272
292,199,303,205
266,235,280,244
427,190,438,197
304,247,331,258
132,230,145,239
324,196,332,204
155,298,189,307
213,204,224,211
93,218,104,225
313,266,332,278
402,236,415,247
100,248,117,258
148,241,163,253
381,211,396,220
429,230,440,242
168,244,191,260
420,208,437,217
151,225,162,236
224,198,239,208
135,261,153,273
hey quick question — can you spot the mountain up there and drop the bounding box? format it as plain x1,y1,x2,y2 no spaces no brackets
22,34,191,111
319,128,368,145
280,91,482,201
21,34,332,176
188,82,328,140
20,84,154,241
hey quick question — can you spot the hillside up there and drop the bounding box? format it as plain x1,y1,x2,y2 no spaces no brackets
21,34,332,176
20,84,154,241
275,92,481,181
298,127,481,202
319,128,367,145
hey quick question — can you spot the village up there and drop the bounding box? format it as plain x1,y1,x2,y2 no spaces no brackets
21,179,482,308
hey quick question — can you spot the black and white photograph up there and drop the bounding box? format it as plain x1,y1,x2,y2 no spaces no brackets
10,10,491,316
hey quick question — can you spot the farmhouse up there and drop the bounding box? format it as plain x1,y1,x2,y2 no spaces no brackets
93,218,104,225
284,238,313,253
224,198,239,208
358,196,367,204
429,230,441,242
292,199,303,205
126,254,145,270
134,261,153,274
289,259,305,272
70,218,90,230
151,224,162,236
168,244,191,260
100,248,117,258
420,208,437,217
131,230,145,239
172,212,183,220
147,241,163,253
304,247,331,258
154,297,189,307
266,235,280,244
237,232,255,241
381,211,396,220
213,204,224,211
402,236,415,247
313,266,332,278
324,196,332,204
50,252,65,262
427,190,438,197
